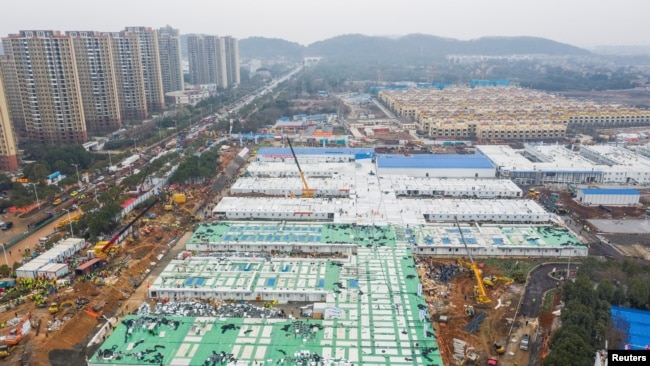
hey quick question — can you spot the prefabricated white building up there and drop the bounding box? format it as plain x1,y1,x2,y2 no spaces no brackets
15,260,50,279
577,188,640,206
36,263,70,279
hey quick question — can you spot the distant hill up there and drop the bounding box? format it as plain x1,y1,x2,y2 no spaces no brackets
304,34,590,63
182,33,590,63
239,37,304,60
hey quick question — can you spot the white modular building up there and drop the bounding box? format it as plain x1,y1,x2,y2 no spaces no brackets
230,177,352,197
36,263,70,279
386,177,522,198
256,147,374,163
577,188,640,206
15,238,85,278
213,197,345,221
412,224,587,258
245,161,353,178
148,256,333,304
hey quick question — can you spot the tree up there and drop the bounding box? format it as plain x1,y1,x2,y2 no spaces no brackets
597,279,616,303
0,264,10,277
627,279,649,309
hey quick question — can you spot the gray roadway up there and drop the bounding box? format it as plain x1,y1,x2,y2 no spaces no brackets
520,262,579,318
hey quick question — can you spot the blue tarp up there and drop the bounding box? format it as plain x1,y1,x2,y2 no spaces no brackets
612,306,650,349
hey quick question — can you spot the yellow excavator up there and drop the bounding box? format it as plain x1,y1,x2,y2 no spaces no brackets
286,138,313,198
456,217,491,306
483,276,514,287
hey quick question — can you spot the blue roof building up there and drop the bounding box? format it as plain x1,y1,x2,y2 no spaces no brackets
577,188,640,206
612,306,650,350
376,154,496,178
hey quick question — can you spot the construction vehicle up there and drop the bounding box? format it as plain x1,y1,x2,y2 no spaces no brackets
483,276,514,287
181,206,200,221
0,345,15,358
464,305,475,317
456,217,491,305
286,138,313,198
527,188,540,200
3,313,31,346
48,300,75,314
55,212,83,230
493,342,505,355
99,198,160,255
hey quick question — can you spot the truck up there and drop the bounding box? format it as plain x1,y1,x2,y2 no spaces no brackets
520,334,530,351
28,212,54,229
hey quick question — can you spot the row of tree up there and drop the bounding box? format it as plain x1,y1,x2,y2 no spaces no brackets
542,275,613,366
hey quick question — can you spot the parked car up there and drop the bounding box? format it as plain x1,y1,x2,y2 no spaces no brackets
1,222,13,230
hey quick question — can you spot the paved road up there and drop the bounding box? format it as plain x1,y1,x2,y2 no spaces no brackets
520,262,579,318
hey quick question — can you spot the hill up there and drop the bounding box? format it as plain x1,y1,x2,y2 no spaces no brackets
304,34,590,63
182,33,590,63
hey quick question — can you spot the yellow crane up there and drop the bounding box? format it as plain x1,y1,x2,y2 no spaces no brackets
286,138,313,198
456,217,491,305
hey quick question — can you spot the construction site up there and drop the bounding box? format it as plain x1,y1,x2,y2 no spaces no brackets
0,146,243,365
2,139,649,366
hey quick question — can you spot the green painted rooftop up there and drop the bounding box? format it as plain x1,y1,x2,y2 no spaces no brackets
412,224,584,248
91,225,443,366
189,222,398,248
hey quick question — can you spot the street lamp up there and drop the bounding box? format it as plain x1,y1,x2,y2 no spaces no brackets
2,243,8,267
71,163,81,188
63,209,74,237
28,183,40,209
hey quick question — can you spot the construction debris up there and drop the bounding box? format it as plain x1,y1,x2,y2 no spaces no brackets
464,312,487,333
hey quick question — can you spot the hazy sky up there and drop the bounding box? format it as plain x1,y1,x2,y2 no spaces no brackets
0,0,648,48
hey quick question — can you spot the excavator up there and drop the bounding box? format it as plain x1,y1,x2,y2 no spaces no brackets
3,313,31,347
456,217,491,306
483,276,514,287
286,138,313,198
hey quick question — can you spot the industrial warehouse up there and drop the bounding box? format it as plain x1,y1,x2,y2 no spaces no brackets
93,146,592,365
478,143,650,185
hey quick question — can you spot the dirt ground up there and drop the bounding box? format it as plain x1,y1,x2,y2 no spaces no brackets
0,191,208,366
417,258,529,366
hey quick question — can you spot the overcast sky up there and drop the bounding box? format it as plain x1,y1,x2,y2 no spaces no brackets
0,0,647,49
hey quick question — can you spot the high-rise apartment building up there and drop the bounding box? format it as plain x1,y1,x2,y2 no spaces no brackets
0,69,19,171
187,35,207,85
108,31,148,122
2,30,87,144
67,31,122,134
187,35,239,88
124,27,165,112
157,25,183,93
0,56,26,140
223,36,240,86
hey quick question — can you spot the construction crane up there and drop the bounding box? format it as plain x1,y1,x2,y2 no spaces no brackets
286,138,313,198
138,166,151,194
455,217,491,305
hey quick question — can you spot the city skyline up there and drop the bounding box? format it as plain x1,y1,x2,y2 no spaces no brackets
0,0,648,50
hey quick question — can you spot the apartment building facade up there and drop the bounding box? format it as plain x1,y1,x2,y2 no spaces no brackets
2,30,88,144
0,70,19,171
187,34,239,88
157,25,184,94
67,31,122,134
124,27,165,112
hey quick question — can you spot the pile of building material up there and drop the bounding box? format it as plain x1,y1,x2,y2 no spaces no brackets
452,338,478,365
464,312,487,333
